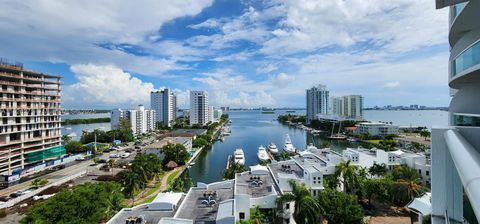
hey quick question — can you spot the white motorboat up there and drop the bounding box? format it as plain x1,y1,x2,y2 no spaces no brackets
306,143,318,151
268,142,278,154
257,145,269,161
283,134,295,153
234,148,245,165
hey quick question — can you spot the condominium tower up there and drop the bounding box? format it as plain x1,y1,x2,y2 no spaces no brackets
0,62,63,177
306,84,329,124
332,95,363,120
189,91,209,126
432,0,480,223
110,105,155,135
151,89,176,128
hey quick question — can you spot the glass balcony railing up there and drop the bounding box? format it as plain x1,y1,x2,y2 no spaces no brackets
452,40,480,76
453,114,480,127
452,2,467,19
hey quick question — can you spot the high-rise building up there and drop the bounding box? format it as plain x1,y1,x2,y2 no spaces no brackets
151,89,176,128
209,106,214,124
110,108,125,129
432,1,480,223
306,84,329,124
111,105,155,135
0,62,63,177
189,91,209,126
331,95,363,120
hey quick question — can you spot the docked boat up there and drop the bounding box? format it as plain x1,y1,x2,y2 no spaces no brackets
283,134,295,153
233,148,245,165
268,142,278,154
257,145,269,161
328,121,347,140
306,143,318,151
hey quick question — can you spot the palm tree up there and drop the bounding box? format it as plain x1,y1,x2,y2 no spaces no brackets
121,171,141,205
249,206,264,224
222,162,247,180
276,180,322,224
334,160,359,194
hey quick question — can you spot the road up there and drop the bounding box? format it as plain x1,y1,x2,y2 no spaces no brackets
0,154,106,197
0,135,159,197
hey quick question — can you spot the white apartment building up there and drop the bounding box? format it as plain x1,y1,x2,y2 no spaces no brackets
356,122,399,136
189,91,209,126
0,62,63,179
213,108,223,122
342,147,431,185
209,106,214,124
332,95,363,120
432,1,480,223
110,108,125,129
110,105,155,135
151,89,177,128
306,84,329,124
108,146,343,224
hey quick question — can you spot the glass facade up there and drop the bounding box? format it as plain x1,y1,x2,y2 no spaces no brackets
453,40,480,76
453,2,467,19
453,114,480,127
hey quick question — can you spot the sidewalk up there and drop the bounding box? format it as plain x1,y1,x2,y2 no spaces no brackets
127,166,185,205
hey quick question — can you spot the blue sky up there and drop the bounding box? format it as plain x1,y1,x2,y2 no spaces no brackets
0,0,449,109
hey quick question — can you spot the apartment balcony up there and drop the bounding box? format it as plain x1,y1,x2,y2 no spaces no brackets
0,89,61,97
449,1,479,47
0,72,60,84
431,126,480,223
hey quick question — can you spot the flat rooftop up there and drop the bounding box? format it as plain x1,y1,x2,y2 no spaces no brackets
108,202,181,224
174,180,234,223
169,129,207,137
235,171,279,198
268,160,304,180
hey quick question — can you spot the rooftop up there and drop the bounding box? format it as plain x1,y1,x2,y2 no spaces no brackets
235,170,279,198
174,180,234,223
268,160,304,181
107,204,177,224
169,129,207,137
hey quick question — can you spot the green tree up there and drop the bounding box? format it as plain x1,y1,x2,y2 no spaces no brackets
361,178,392,206
61,134,72,145
162,143,190,166
368,162,388,177
21,182,124,224
120,170,141,205
193,137,209,148
222,162,247,180
334,160,361,194
276,180,322,224
420,130,431,140
316,189,364,224
65,140,87,154
389,166,425,206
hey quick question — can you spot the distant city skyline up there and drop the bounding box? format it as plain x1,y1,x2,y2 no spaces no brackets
0,1,449,108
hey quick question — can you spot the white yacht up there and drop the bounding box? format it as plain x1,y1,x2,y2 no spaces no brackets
257,145,269,161
306,143,318,151
283,134,295,153
268,142,278,154
233,148,245,165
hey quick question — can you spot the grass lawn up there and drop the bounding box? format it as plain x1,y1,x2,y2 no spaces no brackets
167,170,180,184
367,140,382,144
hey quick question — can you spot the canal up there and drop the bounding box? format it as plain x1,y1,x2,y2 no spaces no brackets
187,109,354,184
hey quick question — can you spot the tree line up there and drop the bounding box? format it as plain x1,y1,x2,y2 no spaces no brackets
62,117,110,125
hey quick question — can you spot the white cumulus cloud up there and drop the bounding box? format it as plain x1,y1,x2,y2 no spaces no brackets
64,64,155,108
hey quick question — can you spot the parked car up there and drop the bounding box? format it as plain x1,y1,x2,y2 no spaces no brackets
109,154,119,158
120,153,131,159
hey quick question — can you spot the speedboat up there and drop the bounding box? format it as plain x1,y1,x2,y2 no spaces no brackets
306,143,318,151
257,145,269,161
234,148,245,165
283,134,295,153
268,142,278,154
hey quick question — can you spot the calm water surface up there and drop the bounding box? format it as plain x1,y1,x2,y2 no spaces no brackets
188,109,448,184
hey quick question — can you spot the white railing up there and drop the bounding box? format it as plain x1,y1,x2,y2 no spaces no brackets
444,129,480,220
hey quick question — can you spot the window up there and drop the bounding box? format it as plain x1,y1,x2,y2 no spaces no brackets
418,169,421,174
286,203,290,210
313,181,316,184
239,212,245,220
313,177,316,180
426,171,430,176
